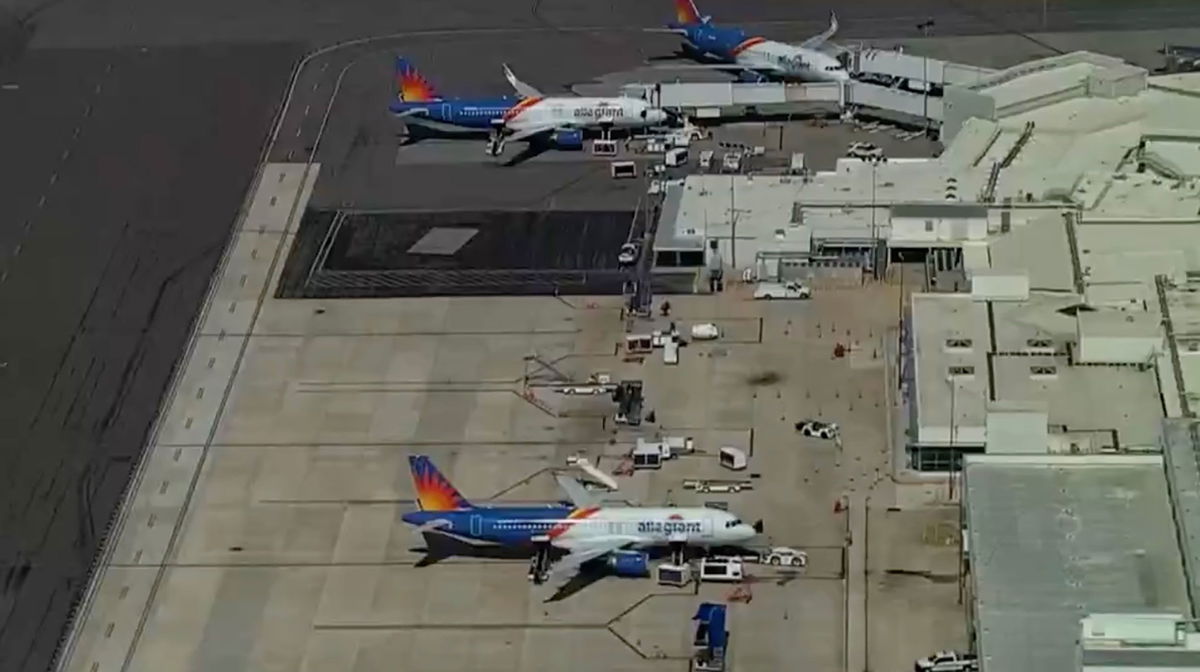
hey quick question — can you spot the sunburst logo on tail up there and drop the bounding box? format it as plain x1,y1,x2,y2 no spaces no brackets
674,0,702,25
396,60,440,103
409,456,470,511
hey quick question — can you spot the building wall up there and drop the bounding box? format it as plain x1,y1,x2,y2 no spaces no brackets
942,86,997,143
891,215,989,243
1077,335,1160,365
970,272,1031,301
920,423,988,445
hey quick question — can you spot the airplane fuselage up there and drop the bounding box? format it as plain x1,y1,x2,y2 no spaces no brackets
390,96,667,134
673,23,848,83
402,505,756,548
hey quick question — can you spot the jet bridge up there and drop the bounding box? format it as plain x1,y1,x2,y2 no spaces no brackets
622,81,842,119
851,48,996,87
624,78,945,125
620,48,993,128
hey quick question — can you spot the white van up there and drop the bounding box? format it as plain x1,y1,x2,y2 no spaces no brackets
699,557,744,582
699,150,715,171
665,147,688,167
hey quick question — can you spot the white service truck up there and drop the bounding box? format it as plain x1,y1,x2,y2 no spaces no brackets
753,281,812,300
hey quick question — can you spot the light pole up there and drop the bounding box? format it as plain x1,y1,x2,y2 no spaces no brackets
917,20,935,134
870,160,877,240
730,175,737,269
868,155,885,243
948,375,958,499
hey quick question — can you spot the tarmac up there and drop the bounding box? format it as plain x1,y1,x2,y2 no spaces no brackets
5,2,1200,671
56,159,926,669
270,26,1200,214
0,44,301,672
11,0,1200,49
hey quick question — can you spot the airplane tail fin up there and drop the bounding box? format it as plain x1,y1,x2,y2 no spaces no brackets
408,456,472,511
673,0,707,25
395,57,442,103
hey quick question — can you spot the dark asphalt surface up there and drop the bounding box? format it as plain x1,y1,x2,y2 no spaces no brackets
0,0,1194,670
0,44,299,671
12,0,1200,48
279,208,638,298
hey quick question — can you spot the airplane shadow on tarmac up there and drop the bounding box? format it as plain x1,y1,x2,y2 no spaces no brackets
411,532,598,602
412,534,761,602
397,128,553,167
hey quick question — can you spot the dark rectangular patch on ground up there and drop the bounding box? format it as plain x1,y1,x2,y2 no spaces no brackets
0,43,301,672
277,208,641,297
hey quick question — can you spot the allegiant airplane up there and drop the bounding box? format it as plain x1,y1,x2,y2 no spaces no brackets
402,455,762,584
388,58,672,157
648,0,849,83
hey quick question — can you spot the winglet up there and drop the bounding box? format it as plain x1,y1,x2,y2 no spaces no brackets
502,63,543,99
798,11,840,50
408,456,471,511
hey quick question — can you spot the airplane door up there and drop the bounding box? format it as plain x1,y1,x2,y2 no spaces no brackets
470,514,483,537
700,519,714,539
441,103,451,120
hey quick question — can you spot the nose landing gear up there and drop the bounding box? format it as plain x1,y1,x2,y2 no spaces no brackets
669,541,686,566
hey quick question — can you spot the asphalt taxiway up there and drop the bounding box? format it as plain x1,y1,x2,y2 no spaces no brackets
17,0,1200,49
0,43,301,672
6,0,1200,670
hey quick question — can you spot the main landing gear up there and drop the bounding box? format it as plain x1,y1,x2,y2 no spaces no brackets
487,120,507,157
529,541,551,584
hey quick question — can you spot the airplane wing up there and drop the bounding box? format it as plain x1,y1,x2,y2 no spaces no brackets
413,518,452,533
505,123,560,143
555,474,599,508
503,63,544,99
797,11,839,50
547,536,643,583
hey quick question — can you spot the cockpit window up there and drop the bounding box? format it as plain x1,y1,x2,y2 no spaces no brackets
725,518,743,528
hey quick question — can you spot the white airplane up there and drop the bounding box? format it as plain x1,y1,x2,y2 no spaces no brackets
491,64,673,156
388,57,672,158
403,456,762,584
650,0,849,83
